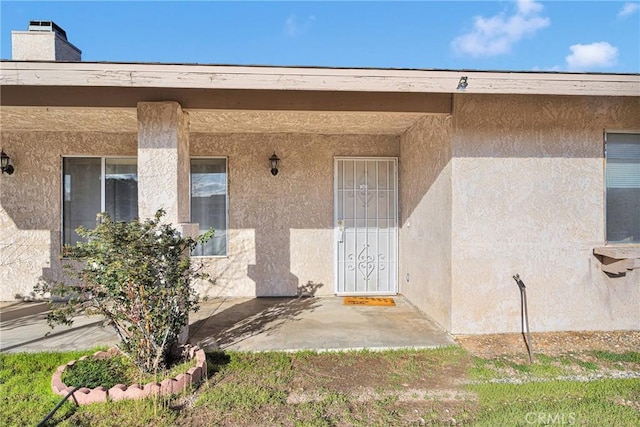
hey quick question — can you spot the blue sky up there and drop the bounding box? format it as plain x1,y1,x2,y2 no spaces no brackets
1,1,639,72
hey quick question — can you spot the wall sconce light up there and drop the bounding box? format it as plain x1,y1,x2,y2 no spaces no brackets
0,150,14,175
269,152,280,176
456,76,468,91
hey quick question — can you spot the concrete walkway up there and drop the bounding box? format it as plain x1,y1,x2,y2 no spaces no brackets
1,296,455,353
0,301,120,353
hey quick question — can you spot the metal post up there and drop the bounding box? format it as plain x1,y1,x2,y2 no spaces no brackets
37,386,80,427
513,274,534,363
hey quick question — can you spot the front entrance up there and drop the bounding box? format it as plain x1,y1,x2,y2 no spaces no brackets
334,158,398,295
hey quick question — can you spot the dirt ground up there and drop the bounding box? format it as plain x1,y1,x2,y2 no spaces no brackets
174,332,640,427
454,330,640,358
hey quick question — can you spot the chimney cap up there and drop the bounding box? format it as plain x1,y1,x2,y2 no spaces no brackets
28,20,68,41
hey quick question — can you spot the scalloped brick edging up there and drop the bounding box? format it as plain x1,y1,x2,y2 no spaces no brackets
52,346,207,405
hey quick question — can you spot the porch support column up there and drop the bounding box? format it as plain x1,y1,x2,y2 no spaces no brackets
137,101,196,345
137,101,191,226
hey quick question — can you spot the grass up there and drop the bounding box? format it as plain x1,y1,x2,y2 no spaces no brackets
592,350,640,364
1,347,639,426
0,349,185,427
62,355,133,389
61,353,198,389
467,351,640,426
0,350,90,426
469,379,640,426
469,351,640,383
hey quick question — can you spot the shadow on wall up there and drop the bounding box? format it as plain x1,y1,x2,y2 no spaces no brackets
248,228,299,297
400,95,637,225
399,115,452,227
7,231,67,302
191,133,402,298
0,131,137,301
188,281,323,351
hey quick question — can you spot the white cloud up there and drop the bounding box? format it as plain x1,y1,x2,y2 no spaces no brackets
284,14,316,37
451,0,550,57
618,2,640,17
517,0,544,15
565,42,618,70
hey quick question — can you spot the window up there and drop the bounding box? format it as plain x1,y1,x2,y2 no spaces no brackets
605,132,640,244
63,157,138,245
191,158,228,256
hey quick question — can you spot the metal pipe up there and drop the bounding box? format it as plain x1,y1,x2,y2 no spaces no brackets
513,274,535,363
37,386,80,427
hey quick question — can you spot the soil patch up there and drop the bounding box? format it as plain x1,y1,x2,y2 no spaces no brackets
289,349,471,393
454,330,640,358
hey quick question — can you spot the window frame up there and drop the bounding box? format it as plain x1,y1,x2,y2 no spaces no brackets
61,155,138,248
604,129,640,246
189,156,229,258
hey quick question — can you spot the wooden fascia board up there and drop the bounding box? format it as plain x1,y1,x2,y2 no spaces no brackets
1,61,639,97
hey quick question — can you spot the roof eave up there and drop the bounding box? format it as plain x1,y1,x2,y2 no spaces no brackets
1,60,639,97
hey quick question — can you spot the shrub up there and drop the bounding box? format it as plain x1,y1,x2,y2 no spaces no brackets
62,356,133,389
37,209,212,374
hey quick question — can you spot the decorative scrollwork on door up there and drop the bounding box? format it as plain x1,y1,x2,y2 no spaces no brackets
336,158,397,294
357,245,375,280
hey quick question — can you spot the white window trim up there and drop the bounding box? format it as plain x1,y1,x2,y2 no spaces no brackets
189,156,229,258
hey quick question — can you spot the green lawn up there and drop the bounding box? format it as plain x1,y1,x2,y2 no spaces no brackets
470,379,639,427
1,347,638,426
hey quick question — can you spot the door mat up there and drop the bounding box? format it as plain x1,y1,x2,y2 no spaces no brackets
343,297,396,306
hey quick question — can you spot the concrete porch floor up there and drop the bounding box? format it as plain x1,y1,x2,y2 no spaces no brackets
1,296,455,353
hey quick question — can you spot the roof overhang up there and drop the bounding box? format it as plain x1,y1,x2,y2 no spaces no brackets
2,61,638,97
1,61,638,134
0,107,427,134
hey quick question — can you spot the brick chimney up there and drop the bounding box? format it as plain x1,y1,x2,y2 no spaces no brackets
11,21,81,61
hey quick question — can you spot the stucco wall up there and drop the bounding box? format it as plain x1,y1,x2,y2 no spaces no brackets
190,133,399,297
3,94,638,336
11,32,54,60
11,31,80,61
0,128,398,301
137,102,191,223
399,115,452,330
0,132,137,301
450,95,640,334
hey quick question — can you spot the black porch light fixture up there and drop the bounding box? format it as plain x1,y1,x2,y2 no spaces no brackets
269,152,280,176
0,150,14,175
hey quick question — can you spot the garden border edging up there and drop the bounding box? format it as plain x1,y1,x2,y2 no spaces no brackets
51,346,207,405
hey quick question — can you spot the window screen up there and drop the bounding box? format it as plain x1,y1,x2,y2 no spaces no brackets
606,132,640,244
191,158,228,256
63,157,138,246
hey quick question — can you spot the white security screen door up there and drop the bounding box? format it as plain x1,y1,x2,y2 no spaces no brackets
335,158,398,295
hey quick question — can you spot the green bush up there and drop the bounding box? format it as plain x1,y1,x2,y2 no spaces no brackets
62,356,133,389
37,209,213,374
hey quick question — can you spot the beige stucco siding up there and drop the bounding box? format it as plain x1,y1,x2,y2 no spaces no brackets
11,32,80,61
11,32,54,61
1,129,397,300
137,102,191,224
0,132,136,300
398,115,452,331
450,95,640,334
2,91,638,336
190,133,399,297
